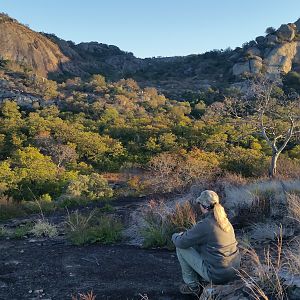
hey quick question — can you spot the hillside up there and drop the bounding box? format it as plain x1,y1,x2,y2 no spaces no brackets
2,13,300,99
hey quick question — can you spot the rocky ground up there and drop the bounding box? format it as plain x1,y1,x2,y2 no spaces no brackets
0,194,299,300
0,239,183,300
0,196,189,300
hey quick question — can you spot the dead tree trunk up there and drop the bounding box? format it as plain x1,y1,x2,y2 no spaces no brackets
260,113,295,178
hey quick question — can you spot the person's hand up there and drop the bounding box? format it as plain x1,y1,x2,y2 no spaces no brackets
172,231,184,243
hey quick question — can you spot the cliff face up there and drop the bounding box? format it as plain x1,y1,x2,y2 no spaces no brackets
0,15,71,77
1,13,300,98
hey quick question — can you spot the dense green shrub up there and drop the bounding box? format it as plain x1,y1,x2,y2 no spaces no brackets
222,147,268,177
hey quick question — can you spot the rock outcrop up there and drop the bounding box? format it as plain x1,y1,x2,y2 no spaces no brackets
232,19,300,78
232,56,263,76
264,41,298,75
0,17,71,77
276,24,296,41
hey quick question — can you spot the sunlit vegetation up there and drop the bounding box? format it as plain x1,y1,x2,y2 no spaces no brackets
0,62,299,219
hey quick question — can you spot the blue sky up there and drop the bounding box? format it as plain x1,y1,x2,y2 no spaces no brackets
1,0,300,58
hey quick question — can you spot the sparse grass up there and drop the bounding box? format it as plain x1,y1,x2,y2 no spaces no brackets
13,222,34,239
286,193,300,224
30,219,58,238
249,223,293,243
225,179,300,226
238,230,288,300
65,210,123,246
0,200,27,221
141,200,196,249
0,197,56,221
0,226,8,237
284,238,300,275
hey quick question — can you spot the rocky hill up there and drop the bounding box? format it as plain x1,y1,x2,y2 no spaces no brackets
1,13,300,98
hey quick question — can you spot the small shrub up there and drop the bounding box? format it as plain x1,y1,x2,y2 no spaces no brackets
0,226,8,237
141,200,196,249
65,210,123,245
57,197,89,208
13,222,34,239
0,198,57,221
64,173,113,201
146,149,220,193
39,193,52,202
30,219,58,238
23,200,56,215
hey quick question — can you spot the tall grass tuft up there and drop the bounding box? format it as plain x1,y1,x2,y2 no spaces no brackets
141,200,197,249
237,228,288,300
65,210,123,246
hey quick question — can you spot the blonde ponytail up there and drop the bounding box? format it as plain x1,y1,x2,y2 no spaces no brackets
213,203,231,232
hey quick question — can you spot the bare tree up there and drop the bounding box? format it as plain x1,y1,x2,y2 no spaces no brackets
34,134,78,168
242,77,300,177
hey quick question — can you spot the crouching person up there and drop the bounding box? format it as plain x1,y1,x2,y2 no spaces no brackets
172,190,241,295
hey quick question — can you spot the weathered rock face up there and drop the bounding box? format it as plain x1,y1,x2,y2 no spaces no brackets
232,56,263,76
232,20,300,77
264,41,298,75
0,21,70,77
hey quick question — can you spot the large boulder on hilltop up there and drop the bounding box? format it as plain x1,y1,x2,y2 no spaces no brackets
256,36,265,45
295,18,300,32
245,47,261,57
232,56,262,76
276,24,296,41
264,41,297,75
266,34,279,45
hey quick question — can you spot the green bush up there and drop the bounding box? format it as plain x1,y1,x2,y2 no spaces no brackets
13,222,34,239
64,173,113,201
222,147,268,177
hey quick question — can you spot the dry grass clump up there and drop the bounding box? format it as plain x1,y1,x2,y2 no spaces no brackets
72,291,96,300
141,200,197,249
238,231,288,300
284,237,300,275
224,179,300,224
286,193,300,224
30,219,58,238
276,157,300,180
146,150,220,193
